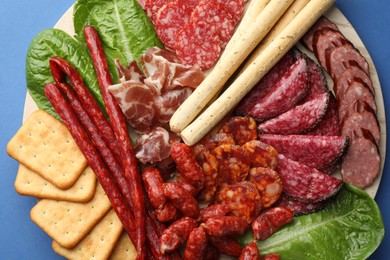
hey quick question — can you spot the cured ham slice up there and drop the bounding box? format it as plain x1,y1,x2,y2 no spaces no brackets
108,81,158,133
155,87,193,123
141,47,204,93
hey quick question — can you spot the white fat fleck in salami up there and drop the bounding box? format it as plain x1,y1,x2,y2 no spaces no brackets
276,154,343,201
258,92,330,135
175,20,221,70
259,134,349,170
108,81,158,133
341,133,380,189
248,56,309,121
144,0,169,21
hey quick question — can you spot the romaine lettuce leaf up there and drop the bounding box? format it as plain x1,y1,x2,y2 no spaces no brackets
239,183,384,259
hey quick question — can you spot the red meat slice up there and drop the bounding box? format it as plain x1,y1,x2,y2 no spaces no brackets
334,65,374,96
301,16,339,51
274,193,329,216
235,50,297,115
258,92,330,135
302,56,329,102
276,154,343,201
259,134,349,170
248,56,309,121
155,87,193,123
108,81,158,133
175,20,221,70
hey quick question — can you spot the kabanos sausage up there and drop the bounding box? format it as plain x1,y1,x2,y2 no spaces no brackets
44,83,137,247
251,206,294,241
183,226,208,260
163,182,200,218
84,25,146,258
208,236,243,257
239,241,260,260
160,217,198,254
142,166,166,209
170,142,205,189
202,216,248,237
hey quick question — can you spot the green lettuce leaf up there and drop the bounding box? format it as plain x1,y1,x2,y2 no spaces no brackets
25,29,102,119
73,0,163,79
239,184,384,259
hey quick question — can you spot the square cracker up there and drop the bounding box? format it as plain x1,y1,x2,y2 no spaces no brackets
15,164,96,203
7,110,87,189
52,209,123,260
30,182,111,249
109,231,137,260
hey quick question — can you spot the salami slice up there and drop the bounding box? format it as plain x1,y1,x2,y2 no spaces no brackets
275,193,328,216
212,144,250,185
312,27,352,72
259,134,349,170
214,0,245,23
305,93,340,136
235,50,297,115
247,167,283,208
334,65,374,96
175,20,221,70
191,1,236,48
144,0,170,22
155,1,194,49
241,140,279,169
341,109,380,146
214,181,262,223
303,56,329,102
301,16,339,51
337,80,377,121
248,57,309,121
218,116,258,145
276,154,343,201
341,130,381,189
328,44,370,80
258,92,330,135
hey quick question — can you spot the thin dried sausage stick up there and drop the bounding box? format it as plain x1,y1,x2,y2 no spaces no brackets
84,25,146,258
56,82,137,210
44,83,137,245
49,57,119,161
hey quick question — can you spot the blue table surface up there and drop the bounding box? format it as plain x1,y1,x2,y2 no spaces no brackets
0,1,389,259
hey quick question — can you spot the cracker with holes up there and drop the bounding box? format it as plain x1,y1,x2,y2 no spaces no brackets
52,209,123,259
109,231,137,260
7,110,87,189
15,164,97,203
30,182,111,248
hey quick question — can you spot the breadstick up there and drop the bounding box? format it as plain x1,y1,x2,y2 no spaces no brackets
169,0,294,133
180,0,335,146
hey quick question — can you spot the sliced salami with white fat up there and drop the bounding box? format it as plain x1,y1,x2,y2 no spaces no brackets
258,92,330,135
235,50,297,115
276,154,343,202
248,57,309,121
259,134,349,170
175,20,221,70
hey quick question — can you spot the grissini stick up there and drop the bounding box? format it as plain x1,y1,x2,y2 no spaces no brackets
169,0,294,133
180,0,335,146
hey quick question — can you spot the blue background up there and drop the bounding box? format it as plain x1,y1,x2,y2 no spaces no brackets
0,0,388,259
